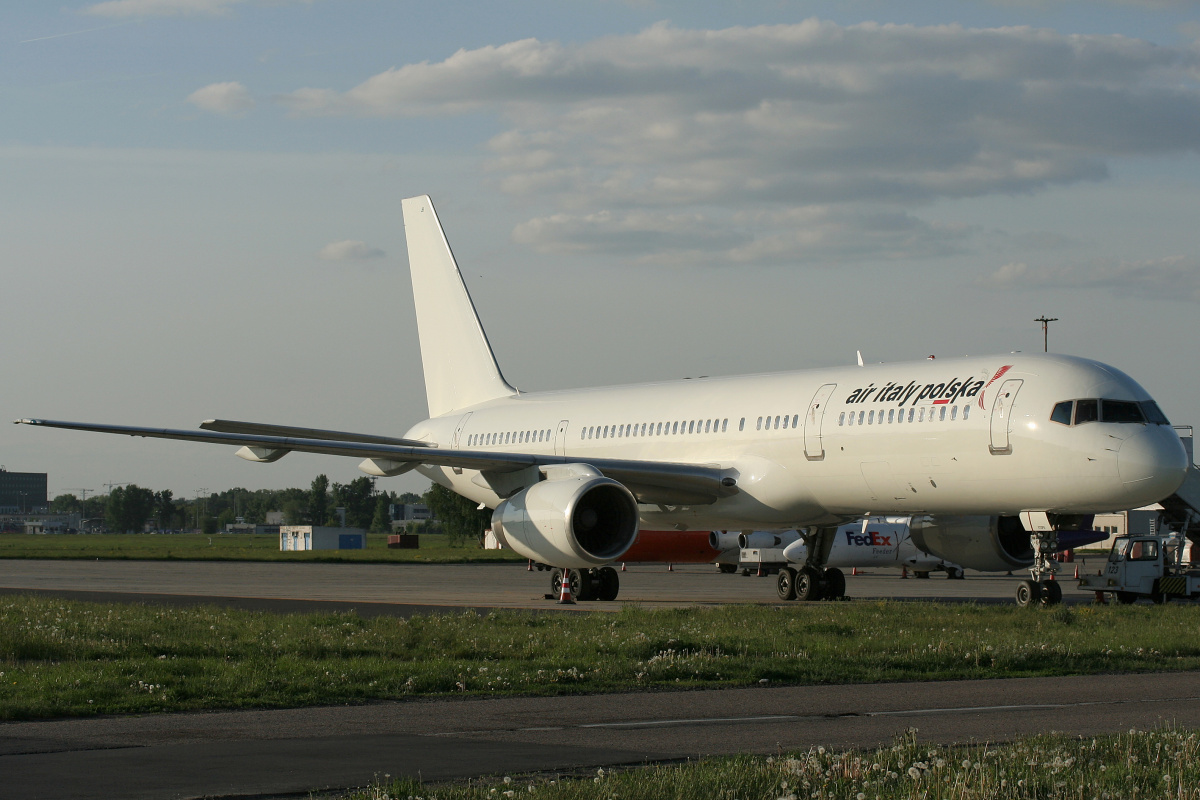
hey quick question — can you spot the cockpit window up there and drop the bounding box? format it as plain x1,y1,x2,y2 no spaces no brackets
1140,400,1171,425
1102,400,1145,423
1074,399,1099,425
1055,397,1168,426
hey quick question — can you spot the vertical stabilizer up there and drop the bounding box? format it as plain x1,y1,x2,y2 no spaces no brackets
402,196,517,418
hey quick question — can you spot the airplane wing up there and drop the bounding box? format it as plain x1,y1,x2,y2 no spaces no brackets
13,418,738,506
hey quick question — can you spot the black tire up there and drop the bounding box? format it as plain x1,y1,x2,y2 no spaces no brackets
575,568,597,602
718,563,737,574
794,566,821,601
552,569,583,600
598,566,620,601
823,567,846,600
1015,579,1042,608
1116,591,1138,605
915,571,931,579
1040,580,1063,606
946,567,965,580
777,567,797,601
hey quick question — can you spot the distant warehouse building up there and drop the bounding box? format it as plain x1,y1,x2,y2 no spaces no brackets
0,469,48,514
279,526,366,551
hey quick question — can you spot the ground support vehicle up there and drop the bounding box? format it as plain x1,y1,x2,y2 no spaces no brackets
1078,531,1200,604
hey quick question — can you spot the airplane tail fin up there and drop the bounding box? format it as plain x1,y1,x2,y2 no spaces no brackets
402,196,517,418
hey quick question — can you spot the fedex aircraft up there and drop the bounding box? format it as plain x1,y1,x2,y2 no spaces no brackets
17,196,1188,607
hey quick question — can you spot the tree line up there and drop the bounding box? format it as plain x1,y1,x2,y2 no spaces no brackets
48,477,490,541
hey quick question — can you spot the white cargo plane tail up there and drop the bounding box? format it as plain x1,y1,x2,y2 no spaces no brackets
16,195,1190,607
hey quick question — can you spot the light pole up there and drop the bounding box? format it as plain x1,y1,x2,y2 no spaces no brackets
1035,316,1058,353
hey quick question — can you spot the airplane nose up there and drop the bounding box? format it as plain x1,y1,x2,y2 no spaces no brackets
1117,428,1188,500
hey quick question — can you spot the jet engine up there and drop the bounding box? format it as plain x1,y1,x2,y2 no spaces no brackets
908,516,1034,572
738,531,802,550
491,471,639,569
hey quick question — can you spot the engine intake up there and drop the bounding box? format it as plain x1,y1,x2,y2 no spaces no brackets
491,468,639,568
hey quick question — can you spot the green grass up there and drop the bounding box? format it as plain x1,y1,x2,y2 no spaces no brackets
5,595,1200,720
352,727,1200,800
0,532,525,563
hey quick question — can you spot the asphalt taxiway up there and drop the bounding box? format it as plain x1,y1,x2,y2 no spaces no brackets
6,672,1200,800
0,557,1106,613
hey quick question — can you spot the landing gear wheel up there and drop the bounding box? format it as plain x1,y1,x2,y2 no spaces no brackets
1015,579,1042,608
946,567,965,580
718,563,737,574
1040,581,1063,606
598,567,620,601
915,571,931,579
823,568,846,600
777,567,797,601
794,566,821,601
552,569,587,601
1116,591,1138,605
576,568,598,601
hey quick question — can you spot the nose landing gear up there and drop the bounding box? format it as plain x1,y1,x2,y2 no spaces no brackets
1014,529,1064,607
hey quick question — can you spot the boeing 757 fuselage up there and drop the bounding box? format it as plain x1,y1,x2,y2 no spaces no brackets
17,195,1188,606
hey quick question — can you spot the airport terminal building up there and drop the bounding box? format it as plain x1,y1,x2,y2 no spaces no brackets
0,469,48,514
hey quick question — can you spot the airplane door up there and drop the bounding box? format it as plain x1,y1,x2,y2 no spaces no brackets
554,420,569,456
988,379,1023,455
804,383,837,460
452,412,472,449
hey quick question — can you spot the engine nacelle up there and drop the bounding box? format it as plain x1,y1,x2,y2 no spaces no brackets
738,531,802,550
909,515,1033,572
708,531,742,552
491,471,639,569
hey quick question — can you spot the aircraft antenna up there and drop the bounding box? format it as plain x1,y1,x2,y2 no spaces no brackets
1035,316,1059,353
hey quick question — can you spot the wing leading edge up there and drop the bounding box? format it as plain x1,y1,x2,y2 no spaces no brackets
13,418,738,506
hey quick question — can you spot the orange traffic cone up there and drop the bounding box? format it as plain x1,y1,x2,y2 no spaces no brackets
668,563,673,572
527,559,533,571
1048,571,1055,581
901,567,908,579
621,562,626,572
851,567,859,576
1074,565,1080,579
557,569,575,605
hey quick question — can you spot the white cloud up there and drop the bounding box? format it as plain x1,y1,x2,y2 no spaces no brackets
187,82,254,115
279,20,1200,265
317,240,385,261
982,255,1200,300
84,0,245,17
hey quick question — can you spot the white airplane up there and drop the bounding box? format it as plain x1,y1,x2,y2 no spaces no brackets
16,195,1188,607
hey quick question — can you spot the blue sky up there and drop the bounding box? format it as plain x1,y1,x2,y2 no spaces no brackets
5,0,1200,499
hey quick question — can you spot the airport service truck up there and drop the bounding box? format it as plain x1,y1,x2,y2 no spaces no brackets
1078,531,1200,604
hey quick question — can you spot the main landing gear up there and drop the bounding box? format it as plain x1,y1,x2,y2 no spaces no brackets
776,526,847,601
551,567,620,602
1014,529,1064,607
776,565,846,601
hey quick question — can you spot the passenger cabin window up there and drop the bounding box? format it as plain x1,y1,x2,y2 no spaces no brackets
792,414,799,428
